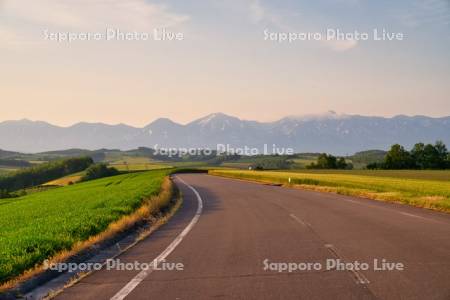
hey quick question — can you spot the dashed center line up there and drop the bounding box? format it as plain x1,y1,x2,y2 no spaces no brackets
324,244,370,285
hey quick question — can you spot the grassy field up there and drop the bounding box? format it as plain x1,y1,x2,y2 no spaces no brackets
220,162,252,169
291,158,317,169
276,169,450,181
42,171,85,186
107,156,172,171
110,163,171,171
0,169,169,285
42,174,83,186
209,169,450,212
0,167,17,174
168,161,209,168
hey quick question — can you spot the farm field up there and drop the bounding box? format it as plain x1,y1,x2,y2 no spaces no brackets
0,168,15,175
277,169,450,181
291,158,316,169
107,156,172,171
168,161,209,168
42,171,85,186
106,156,153,164
109,163,171,171
0,169,169,285
220,162,252,169
209,169,450,212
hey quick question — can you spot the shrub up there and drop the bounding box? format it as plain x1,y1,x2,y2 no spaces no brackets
307,154,351,169
81,163,119,181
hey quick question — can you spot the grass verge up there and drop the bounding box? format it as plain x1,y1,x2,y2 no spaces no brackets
0,170,173,291
275,169,450,181
209,169,450,213
43,181,183,300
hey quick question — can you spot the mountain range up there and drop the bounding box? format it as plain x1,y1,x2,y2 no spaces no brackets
0,112,449,155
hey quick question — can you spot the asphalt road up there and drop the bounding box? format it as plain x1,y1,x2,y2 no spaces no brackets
54,174,450,300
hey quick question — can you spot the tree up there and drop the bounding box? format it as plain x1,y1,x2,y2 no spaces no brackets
434,140,449,169
307,154,351,169
336,157,347,169
369,141,449,170
316,153,336,169
251,157,293,170
384,144,413,169
411,143,425,169
81,163,119,181
422,144,441,169
366,162,381,170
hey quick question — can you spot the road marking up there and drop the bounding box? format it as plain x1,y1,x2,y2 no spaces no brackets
289,213,307,226
399,212,429,220
290,211,371,285
110,176,203,300
324,244,370,285
338,198,448,225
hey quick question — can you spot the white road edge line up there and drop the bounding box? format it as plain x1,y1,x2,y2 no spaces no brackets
110,176,203,300
399,212,429,220
341,198,448,225
289,213,307,226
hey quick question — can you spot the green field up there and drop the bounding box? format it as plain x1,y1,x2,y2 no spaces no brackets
209,169,450,212
108,156,153,164
0,170,169,285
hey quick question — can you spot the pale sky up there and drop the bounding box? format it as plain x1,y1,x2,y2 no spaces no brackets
1,0,449,126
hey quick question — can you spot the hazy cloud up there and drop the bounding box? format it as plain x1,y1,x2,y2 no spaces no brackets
0,0,189,47
248,0,265,23
395,0,450,27
324,38,358,51
7,0,189,30
245,0,358,51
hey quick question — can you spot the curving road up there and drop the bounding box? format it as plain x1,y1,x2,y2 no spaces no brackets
54,174,450,300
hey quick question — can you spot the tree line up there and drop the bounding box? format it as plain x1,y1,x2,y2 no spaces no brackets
307,153,353,170
0,159,31,168
0,157,94,197
251,156,294,170
367,141,449,170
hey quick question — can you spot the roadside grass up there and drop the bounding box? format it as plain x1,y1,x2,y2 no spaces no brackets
0,169,170,287
278,169,450,181
209,170,450,212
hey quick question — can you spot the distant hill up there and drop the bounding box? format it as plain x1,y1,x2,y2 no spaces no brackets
0,149,21,159
349,150,387,165
0,113,449,155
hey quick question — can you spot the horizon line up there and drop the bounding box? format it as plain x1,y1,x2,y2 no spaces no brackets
1,112,450,128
